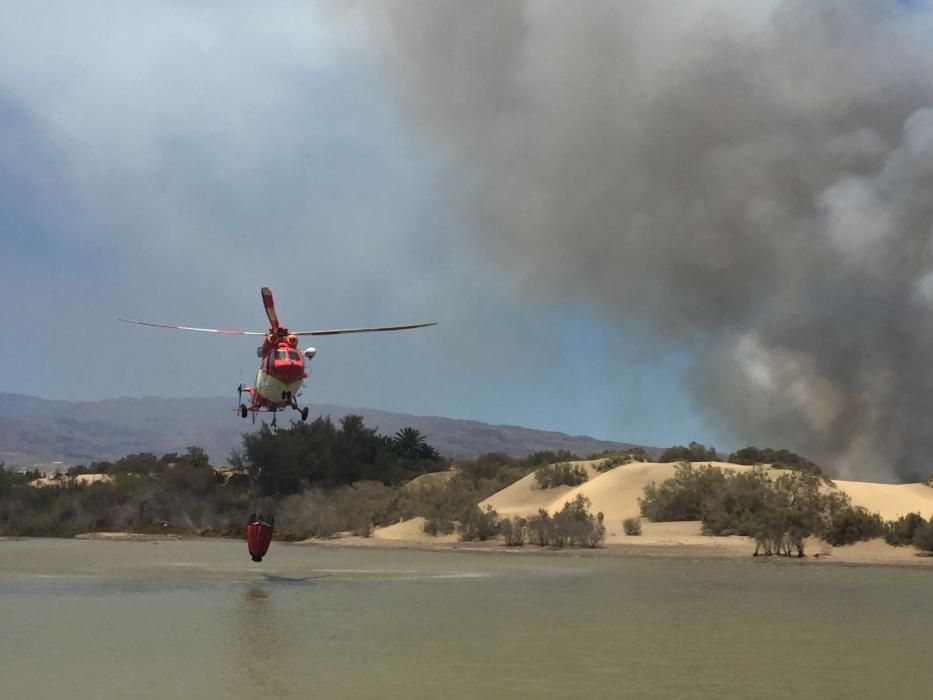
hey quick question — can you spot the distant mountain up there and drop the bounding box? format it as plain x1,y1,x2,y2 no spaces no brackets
0,392,657,470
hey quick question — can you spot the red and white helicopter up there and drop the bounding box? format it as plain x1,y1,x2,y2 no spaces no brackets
120,287,436,426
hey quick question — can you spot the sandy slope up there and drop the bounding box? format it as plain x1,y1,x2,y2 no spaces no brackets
372,517,459,544
482,460,933,523
832,480,933,520
470,460,933,563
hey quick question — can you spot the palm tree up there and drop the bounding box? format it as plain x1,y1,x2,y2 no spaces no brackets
393,427,426,458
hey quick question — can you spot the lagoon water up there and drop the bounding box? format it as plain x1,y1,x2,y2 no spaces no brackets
1,539,931,700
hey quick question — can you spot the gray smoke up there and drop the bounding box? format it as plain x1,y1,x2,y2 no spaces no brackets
359,0,933,480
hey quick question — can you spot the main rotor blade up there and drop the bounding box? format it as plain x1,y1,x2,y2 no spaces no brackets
292,322,438,337
261,287,279,332
118,319,265,335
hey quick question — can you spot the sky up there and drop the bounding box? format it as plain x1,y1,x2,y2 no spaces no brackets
3,2,933,478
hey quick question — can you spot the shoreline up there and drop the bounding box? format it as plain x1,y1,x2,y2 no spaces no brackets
291,533,933,570
41,529,930,571
2,532,931,571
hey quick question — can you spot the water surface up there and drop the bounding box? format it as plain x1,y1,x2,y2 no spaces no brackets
1,539,930,699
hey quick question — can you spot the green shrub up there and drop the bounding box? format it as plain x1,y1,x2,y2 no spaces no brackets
459,505,499,542
885,513,928,547
499,517,527,546
524,450,579,466
424,516,455,536
700,468,774,537
657,442,718,463
823,506,885,546
639,463,729,521
640,462,870,557
595,457,626,473
520,499,605,548
526,510,552,546
549,496,605,548
913,522,933,553
534,463,588,489
593,449,650,472
622,517,642,536
726,446,824,476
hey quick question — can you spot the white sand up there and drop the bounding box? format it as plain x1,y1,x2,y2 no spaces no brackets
30,473,113,487
832,480,933,520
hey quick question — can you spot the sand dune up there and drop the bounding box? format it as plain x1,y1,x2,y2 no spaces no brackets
482,460,933,523
362,460,933,563
831,480,933,520
373,516,459,544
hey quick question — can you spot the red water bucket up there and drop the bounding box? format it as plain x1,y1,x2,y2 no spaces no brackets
246,516,274,562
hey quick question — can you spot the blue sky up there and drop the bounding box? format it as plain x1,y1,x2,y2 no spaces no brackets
0,2,710,448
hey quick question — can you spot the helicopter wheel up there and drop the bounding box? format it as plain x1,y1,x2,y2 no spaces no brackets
240,404,248,419
300,406,309,422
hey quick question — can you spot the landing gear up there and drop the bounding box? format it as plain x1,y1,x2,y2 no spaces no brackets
288,395,309,422
240,404,248,419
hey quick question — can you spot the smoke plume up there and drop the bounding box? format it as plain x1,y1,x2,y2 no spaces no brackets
360,1,933,480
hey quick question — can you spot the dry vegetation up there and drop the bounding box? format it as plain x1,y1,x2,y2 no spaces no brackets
639,460,933,556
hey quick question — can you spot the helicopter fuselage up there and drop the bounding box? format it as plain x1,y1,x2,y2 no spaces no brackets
254,337,306,407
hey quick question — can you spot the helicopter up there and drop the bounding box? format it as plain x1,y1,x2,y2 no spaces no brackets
120,287,436,427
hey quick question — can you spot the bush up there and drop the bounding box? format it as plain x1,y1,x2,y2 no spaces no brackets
424,516,455,536
519,498,605,548
526,510,552,546
700,468,774,537
593,449,650,472
549,496,605,548
534,463,588,489
453,453,534,498
622,517,642,536
913,522,933,553
640,463,874,557
524,450,579,466
0,456,249,538
657,442,718,463
595,457,626,473
499,517,527,546
277,482,396,539
459,505,499,542
726,446,823,476
395,473,487,533
823,506,885,546
885,513,928,547
639,463,729,521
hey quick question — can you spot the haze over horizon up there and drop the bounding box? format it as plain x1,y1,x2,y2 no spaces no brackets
4,1,933,479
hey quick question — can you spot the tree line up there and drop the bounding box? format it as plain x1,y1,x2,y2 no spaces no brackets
0,421,607,546
639,462,933,556
0,417,446,538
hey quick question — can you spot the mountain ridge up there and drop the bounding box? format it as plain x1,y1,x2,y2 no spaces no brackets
0,392,658,470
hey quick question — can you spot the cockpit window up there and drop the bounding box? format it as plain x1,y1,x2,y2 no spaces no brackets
275,350,287,360
288,351,301,361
